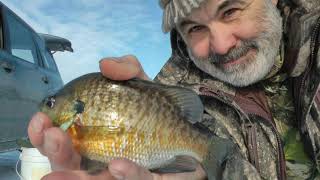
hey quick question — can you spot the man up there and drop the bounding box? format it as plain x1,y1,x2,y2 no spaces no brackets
28,0,320,179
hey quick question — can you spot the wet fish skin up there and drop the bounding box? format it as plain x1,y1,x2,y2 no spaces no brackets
40,72,209,171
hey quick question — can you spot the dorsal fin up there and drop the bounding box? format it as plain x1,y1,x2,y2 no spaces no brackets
129,79,204,124
161,86,203,124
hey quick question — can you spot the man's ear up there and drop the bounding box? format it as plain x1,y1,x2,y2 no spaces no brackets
271,0,278,5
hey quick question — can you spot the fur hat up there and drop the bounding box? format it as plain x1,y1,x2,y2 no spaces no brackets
159,0,206,33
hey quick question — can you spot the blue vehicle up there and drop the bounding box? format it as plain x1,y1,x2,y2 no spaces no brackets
0,2,73,151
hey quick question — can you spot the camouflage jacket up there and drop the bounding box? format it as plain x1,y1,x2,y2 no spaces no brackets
154,2,320,180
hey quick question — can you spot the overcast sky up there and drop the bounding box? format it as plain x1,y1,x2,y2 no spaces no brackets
2,0,171,83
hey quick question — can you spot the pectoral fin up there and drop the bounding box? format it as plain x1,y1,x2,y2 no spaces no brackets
60,114,83,131
60,119,75,131
152,155,198,173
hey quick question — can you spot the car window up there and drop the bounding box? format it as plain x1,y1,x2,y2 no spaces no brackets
33,34,58,72
0,12,4,49
43,49,58,71
6,11,38,64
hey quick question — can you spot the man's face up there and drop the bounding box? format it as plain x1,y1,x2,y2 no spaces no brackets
177,0,282,87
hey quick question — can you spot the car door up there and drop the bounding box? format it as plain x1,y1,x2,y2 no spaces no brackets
34,34,64,96
0,11,20,148
0,5,50,147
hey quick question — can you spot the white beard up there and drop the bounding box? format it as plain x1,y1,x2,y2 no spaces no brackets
188,0,283,87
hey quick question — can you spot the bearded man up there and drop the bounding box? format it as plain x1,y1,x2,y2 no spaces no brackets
28,0,320,179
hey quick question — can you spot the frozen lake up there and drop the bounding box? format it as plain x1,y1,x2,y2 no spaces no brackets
0,150,20,180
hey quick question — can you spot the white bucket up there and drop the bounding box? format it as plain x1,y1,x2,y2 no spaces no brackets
18,148,52,180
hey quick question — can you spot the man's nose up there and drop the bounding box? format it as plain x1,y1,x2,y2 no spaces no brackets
209,23,237,55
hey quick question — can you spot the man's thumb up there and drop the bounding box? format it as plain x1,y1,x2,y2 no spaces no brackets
108,159,153,180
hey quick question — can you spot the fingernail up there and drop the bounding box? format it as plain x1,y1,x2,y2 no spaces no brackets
32,116,44,133
110,57,121,62
99,59,105,64
109,168,125,180
99,57,120,63
43,132,59,154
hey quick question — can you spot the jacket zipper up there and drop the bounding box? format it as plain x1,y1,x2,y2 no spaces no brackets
245,123,260,173
194,84,286,180
247,111,286,180
297,16,320,128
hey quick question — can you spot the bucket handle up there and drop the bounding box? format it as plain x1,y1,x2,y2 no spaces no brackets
16,153,26,180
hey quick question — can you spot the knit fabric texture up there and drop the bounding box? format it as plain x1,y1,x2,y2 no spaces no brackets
159,0,207,33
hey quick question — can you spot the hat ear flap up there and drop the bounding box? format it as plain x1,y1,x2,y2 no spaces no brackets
170,29,190,60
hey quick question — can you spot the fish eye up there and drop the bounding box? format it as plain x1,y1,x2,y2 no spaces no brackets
74,99,85,114
45,96,56,108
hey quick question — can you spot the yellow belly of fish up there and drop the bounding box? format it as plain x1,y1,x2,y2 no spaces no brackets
67,124,205,169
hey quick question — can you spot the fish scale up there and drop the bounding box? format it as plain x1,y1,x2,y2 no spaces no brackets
40,72,210,171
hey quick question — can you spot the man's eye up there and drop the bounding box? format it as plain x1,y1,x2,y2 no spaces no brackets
223,8,239,19
188,26,205,33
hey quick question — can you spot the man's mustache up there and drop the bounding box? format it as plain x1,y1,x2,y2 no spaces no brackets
208,40,258,64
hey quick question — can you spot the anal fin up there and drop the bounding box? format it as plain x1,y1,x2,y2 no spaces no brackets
152,155,199,173
81,156,107,175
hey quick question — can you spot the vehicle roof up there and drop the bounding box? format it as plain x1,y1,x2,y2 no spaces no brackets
0,2,73,53
39,33,74,53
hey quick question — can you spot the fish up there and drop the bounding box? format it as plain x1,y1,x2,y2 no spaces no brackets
40,72,212,173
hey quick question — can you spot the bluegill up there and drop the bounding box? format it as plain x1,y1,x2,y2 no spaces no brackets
40,72,211,172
